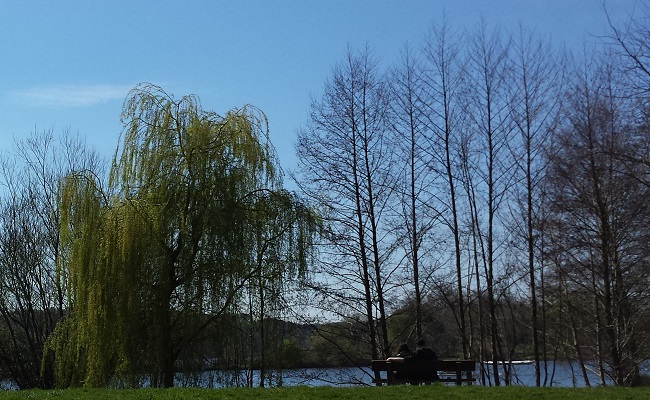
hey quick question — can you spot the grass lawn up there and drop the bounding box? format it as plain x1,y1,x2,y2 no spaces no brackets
2,386,650,400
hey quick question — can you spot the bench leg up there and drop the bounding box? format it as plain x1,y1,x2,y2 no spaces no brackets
387,369,394,385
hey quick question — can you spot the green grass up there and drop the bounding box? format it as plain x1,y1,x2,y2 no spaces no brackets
2,386,650,400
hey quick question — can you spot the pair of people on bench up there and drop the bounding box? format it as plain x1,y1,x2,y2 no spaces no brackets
388,339,439,382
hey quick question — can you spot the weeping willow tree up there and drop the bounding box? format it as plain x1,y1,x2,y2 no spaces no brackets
48,83,318,388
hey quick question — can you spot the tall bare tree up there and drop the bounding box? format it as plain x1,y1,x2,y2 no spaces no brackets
389,43,435,340
507,27,563,386
463,22,513,385
295,46,395,360
420,18,470,358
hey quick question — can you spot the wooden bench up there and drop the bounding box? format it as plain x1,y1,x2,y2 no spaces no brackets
371,359,476,386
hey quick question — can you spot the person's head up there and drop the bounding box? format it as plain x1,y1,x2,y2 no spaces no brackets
398,343,410,353
415,338,426,348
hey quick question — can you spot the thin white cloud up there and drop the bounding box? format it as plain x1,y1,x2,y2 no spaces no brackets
17,84,133,107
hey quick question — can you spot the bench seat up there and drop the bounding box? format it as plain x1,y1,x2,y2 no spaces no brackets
371,359,476,386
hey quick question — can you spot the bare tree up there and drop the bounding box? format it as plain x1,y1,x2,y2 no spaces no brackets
606,2,650,101
295,46,396,361
463,21,513,385
389,43,437,341
543,51,650,386
605,3,650,189
507,26,564,386
420,18,470,358
0,129,103,388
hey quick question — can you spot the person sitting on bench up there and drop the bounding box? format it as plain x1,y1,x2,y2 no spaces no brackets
411,338,439,381
393,343,413,359
387,343,412,380
413,338,437,360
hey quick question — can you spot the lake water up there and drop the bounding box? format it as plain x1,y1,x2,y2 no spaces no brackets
3,360,647,389
174,360,647,388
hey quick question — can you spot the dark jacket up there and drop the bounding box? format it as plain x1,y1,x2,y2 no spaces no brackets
413,347,437,360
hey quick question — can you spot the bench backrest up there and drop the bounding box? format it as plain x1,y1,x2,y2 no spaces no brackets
372,359,475,371
371,359,476,386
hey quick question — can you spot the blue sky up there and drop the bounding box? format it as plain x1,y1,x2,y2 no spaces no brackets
0,0,639,179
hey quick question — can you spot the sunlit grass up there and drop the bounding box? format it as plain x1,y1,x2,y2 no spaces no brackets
3,386,650,400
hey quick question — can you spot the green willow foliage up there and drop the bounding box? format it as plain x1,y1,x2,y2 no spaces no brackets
48,84,318,388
